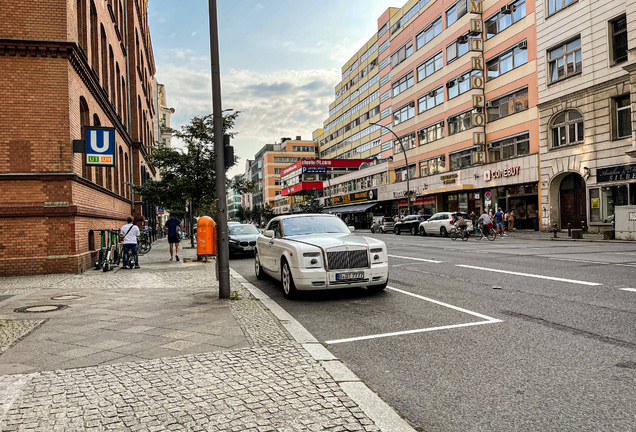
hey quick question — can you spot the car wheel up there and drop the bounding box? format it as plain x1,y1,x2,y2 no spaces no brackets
395,227,400,235
371,228,375,233
255,250,265,280
281,260,298,300
379,228,384,234
368,281,388,293
410,226,417,236
420,227,426,237
441,227,448,237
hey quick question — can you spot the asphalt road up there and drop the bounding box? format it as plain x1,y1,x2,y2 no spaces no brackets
229,233,636,432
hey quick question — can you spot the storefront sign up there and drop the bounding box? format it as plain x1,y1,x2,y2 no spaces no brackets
590,198,600,209
471,57,483,71
302,166,327,174
473,132,485,146
470,19,482,33
470,37,483,52
470,75,484,90
484,166,520,181
331,189,377,206
393,188,423,198
597,163,636,183
398,196,435,206
472,112,485,126
472,95,484,108
469,0,482,13
629,212,636,221
473,151,485,164
440,173,458,185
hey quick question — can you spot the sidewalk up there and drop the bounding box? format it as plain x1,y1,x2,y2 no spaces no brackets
0,239,414,431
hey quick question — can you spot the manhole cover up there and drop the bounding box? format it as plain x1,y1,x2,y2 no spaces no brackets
50,295,83,301
14,305,68,313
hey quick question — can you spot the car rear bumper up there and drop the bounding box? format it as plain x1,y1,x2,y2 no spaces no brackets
290,262,389,291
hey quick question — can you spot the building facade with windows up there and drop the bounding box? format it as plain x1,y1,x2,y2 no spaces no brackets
0,0,158,276
536,0,636,231
157,83,175,148
314,0,541,227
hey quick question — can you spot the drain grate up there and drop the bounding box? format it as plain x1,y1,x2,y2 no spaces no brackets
50,295,83,301
14,305,68,313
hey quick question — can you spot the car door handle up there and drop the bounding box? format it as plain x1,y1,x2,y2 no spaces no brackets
268,241,274,244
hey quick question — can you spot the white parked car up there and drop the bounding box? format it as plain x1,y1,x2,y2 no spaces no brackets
419,212,473,237
255,214,389,299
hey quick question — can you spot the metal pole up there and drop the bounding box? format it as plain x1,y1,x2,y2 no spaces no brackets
370,122,411,215
209,0,230,298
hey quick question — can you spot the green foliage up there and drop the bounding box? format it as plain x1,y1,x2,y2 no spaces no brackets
231,178,256,196
130,112,240,217
236,205,250,222
299,193,324,214
262,205,275,221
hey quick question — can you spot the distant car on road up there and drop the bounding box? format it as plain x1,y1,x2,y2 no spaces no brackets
394,215,430,236
228,224,260,255
419,212,473,237
255,214,389,299
371,216,395,234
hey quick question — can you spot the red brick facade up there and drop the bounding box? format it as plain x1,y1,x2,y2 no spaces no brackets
0,0,157,276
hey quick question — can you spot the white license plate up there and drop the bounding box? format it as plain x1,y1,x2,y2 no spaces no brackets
243,246,254,251
336,272,364,281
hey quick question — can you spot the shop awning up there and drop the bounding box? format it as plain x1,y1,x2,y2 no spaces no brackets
323,202,378,214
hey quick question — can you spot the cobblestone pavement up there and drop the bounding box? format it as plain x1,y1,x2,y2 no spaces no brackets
0,320,43,353
0,240,385,431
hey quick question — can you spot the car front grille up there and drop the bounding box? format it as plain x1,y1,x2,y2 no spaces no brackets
249,241,256,246
239,241,248,246
327,250,369,270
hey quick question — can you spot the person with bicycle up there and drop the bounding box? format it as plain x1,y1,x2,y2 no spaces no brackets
477,211,494,237
453,214,468,239
120,216,140,269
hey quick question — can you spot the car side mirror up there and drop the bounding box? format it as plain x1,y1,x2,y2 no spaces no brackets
348,226,355,233
264,230,275,238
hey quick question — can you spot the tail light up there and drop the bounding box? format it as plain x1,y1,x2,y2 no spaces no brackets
450,216,455,224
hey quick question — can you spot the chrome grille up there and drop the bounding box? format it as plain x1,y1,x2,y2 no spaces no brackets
327,250,369,270
249,241,256,246
239,241,249,246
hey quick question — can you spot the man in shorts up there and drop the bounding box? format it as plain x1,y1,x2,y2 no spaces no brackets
495,207,506,236
165,215,184,261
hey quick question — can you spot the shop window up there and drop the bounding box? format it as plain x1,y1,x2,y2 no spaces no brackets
613,95,632,140
487,133,530,162
589,185,629,223
551,110,584,148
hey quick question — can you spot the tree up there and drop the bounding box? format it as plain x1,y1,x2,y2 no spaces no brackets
262,205,275,222
299,192,324,214
236,205,250,222
231,178,256,196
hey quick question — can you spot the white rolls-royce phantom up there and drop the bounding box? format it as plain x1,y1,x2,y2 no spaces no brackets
255,214,389,299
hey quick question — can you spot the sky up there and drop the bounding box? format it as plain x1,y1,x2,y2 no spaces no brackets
148,0,397,179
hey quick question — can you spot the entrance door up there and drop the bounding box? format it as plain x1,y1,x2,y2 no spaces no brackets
560,173,586,229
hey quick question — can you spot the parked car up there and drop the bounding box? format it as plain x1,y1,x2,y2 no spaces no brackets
371,216,395,234
394,215,430,236
228,224,260,255
419,212,473,237
255,214,389,299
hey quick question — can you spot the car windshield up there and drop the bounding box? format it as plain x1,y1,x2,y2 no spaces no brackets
282,216,350,236
229,225,259,235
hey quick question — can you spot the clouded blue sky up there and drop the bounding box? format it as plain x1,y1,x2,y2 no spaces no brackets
148,0,396,178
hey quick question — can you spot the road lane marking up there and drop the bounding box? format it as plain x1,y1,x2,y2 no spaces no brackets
455,265,602,286
387,255,442,263
325,286,502,345
620,288,636,292
548,258,610,265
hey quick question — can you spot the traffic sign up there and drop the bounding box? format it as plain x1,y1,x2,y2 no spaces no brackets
484,191,492,199
85,126,116,167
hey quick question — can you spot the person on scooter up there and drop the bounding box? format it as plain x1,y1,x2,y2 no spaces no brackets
120,216,140,269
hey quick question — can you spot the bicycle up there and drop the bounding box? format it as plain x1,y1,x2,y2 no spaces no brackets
138,231,152,255
449,225,470,241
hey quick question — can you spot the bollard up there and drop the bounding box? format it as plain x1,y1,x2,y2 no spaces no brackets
553,223,558,238
567,223,572,237
581,220,586,233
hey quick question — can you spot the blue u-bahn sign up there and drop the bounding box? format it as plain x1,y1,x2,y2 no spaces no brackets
85,126,116,167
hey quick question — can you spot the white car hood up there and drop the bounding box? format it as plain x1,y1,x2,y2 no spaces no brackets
285,233,375,249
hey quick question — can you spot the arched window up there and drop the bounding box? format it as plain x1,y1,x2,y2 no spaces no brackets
121,78,127,129
100,25,108,88
77,0,87,50
116,63,121,116
135,31,140,67
118,1,123,30
124,153,130,199
119,146,124,196
80,97,90,180
551,110,584,148
90,1,98,71
92,113,100,126
109,45,115,106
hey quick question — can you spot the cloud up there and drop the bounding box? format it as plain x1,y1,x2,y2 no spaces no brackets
155,57,340,178
255,3,264,11
281,36,370,65
191,31,198,37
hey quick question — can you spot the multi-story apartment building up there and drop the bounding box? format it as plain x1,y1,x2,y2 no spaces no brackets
227,174,243,221
157,83,175,148
536,0,636,231
0,0,158,275
315,0,541,229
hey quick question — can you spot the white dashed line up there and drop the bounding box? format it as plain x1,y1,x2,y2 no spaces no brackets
455,265,602,286
387,255,442,263
619,288,636,292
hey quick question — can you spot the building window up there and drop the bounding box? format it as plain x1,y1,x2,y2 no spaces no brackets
380,72,391,87
486,42,528,81
390,17,404,35
391,40,414,68
393,102,415,126
394,133,416,154
589,185,630,223
381,106,392,120
418,87,444,113
416,17,442,50
486,87,528,121
548,38,582,83
420,155,446,177
417,52,443,82
392,71,414,97
378,21,389,38
547,0,577,16
485,0,526,39
379,39,390,55
449,149,473,170
446,35,469,63
447,70,480,99
551,110,584,148
418,121,445,145
488,133,530,162
614,95,632,139
404,3,419,22
448,109,478,136
446,0,467,27
274,179,281,186
611,15,628,65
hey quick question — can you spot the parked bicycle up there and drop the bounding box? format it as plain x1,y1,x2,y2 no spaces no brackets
138,231,152,255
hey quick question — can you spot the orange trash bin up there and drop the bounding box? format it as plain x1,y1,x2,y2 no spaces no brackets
196,216,217,256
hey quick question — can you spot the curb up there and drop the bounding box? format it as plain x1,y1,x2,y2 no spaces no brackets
229,268,417,432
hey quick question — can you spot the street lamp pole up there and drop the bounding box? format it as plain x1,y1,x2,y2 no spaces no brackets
208,0,230,298
370,122,412,215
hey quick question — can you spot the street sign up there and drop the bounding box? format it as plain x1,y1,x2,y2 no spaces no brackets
85,126,116,167
484,191,492,198
157,207,164,215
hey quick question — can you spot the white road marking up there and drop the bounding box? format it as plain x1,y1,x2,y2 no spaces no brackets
387,255,442,263
619,288,636,292
615,264,636,268
455,265,602,286
549,258,610,265
325,286,502,345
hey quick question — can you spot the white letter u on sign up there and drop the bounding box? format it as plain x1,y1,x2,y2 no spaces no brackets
90,130,109,153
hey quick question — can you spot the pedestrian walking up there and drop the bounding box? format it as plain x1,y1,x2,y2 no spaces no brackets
120,216,140,269
345,216,350,226
508,210,515,232
495,207,506,236
165,214,184,261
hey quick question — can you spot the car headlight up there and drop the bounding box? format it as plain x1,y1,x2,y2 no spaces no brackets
229,238,239,245
303,252,323,268
370,247,386,263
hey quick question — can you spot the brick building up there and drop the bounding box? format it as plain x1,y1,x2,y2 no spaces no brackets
0,0,158,276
